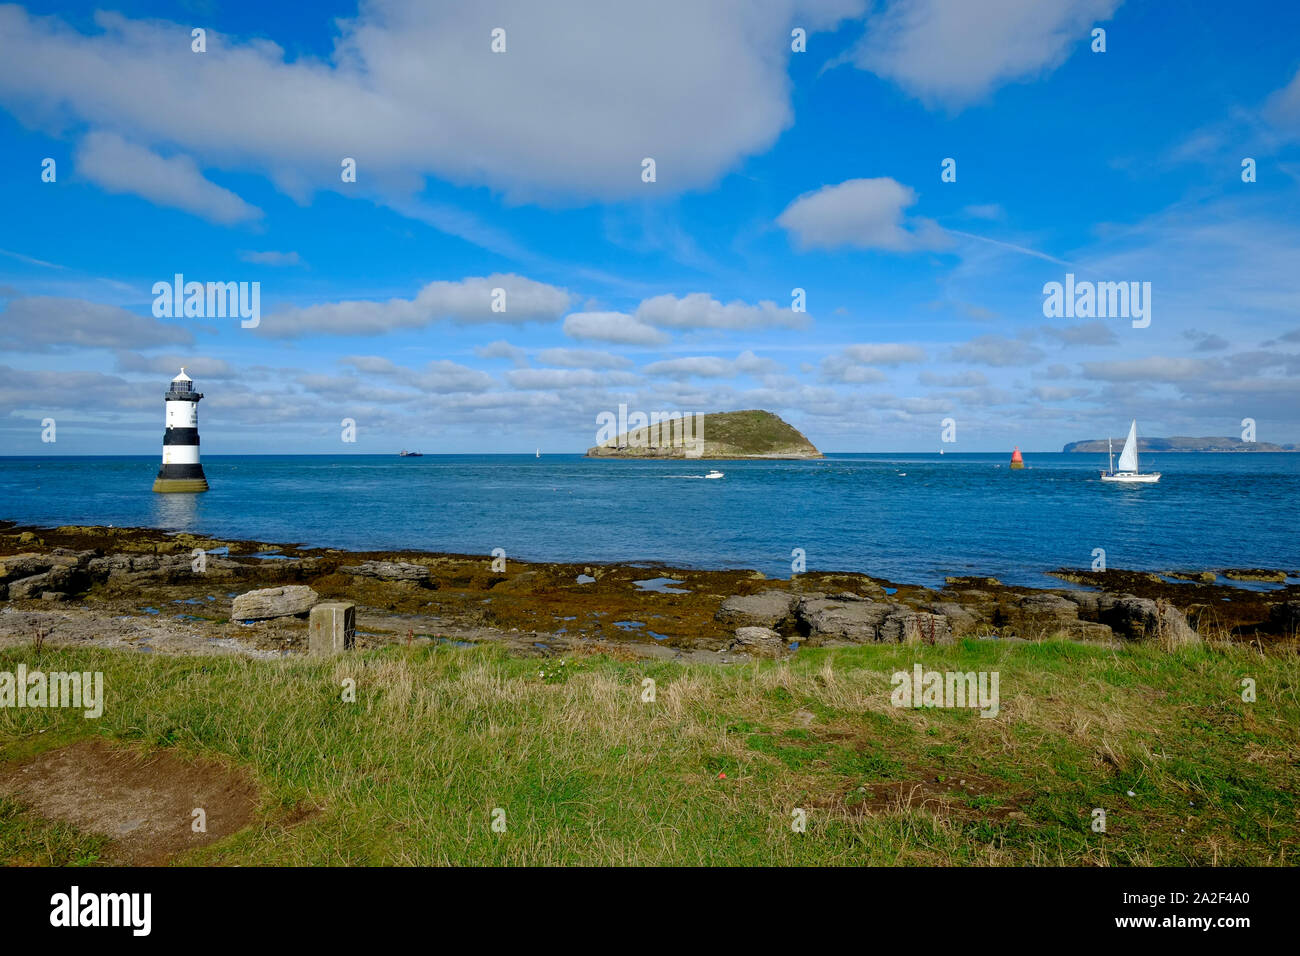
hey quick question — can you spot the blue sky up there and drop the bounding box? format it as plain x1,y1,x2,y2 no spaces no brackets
2,0,1299,454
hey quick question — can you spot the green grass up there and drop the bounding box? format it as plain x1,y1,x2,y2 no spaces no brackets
0,638,1296,866
696,409,815,454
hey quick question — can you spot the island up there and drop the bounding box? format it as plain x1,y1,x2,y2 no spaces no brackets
586,409,823,459
1063,436,1297,453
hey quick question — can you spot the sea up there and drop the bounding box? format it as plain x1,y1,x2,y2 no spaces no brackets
1,453,1297,589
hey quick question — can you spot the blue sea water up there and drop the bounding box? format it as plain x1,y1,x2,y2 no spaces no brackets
1,453,1297,588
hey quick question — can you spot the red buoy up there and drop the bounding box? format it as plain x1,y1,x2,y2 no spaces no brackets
1009,446,1025,469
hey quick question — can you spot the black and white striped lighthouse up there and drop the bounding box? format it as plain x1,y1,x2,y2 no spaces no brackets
152,368,209,493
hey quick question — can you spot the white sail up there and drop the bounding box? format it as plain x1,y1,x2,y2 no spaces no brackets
1117,419,1139,472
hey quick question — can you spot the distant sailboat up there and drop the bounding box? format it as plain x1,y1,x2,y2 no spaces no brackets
1101,420,1161,483
535,448,540,458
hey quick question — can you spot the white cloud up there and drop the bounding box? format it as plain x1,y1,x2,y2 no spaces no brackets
949,334,1046,367
820,361,888,385
850,0,1121,109
0,365,145,415
0,2,864,205
534,348,632,369
819,343,926,385
636,293,805,331
340,356,494,392
1042,321,1119,346
840,343,927,366
506,368,640,390
1264,66,1300,137
238,250,303,267
1032,385,1090,402
0,296,193,351
920,369,988,387
474,340,530,366
1081,357,1215,383
75,131,261,225
777,178,948,252
563,311,669,346
263,274,571,338
113,352,236,379
642,350,778,380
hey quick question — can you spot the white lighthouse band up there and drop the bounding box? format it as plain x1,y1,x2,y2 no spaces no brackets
152,368,209,493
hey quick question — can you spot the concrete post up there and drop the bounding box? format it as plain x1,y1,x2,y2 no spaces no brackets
309,602,356,655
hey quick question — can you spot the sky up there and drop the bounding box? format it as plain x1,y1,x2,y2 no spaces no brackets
1,0,1299,455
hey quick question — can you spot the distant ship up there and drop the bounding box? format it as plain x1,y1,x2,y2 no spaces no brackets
398,449,423,457
1101,420,1161,483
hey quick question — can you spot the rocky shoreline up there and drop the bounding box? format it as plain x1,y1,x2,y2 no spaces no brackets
1,520,1296,661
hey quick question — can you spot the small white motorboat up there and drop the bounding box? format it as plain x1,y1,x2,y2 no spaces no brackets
705,470,724,479
1101,420,1161,483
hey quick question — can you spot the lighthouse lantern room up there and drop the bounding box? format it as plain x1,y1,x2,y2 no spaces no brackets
152,367,209,493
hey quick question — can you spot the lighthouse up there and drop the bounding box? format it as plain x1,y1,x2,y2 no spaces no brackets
152,368,209,493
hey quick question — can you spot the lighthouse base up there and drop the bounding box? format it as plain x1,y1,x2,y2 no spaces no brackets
153,477,209,493
154,462,208,493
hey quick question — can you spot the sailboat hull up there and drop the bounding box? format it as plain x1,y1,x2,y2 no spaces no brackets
1100,472,1161,483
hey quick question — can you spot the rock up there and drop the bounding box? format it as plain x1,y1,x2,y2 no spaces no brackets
1101,595,1199,647
309,602,356,655
50,548,96,567
1018,592,1080,621
40,591,69,602
1267,601,1300,635
0,553,58,582
879,611,953,644
17,532,37,545
796,597,898,644
945,575,1001,587
1166,570,1217,584
1223,569,1287,583
1062,620,1116,642
488,571,542,593
1062,591,1103,616
1010,592,1082,634
337,560,432,585
231,585,318,621
8,567,75,600
730,626,785,656
716,590,799,629
923,602,983,637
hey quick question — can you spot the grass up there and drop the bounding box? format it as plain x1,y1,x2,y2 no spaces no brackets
0,637,1296,866
696,409,815,455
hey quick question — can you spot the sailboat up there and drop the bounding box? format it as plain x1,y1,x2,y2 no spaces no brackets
1100,420,1161,483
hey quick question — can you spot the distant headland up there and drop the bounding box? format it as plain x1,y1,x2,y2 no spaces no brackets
1064,436,1298,453
586,409,823,460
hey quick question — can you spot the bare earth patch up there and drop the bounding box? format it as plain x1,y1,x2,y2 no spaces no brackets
0,739,259,864
821,767,1028,821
